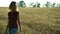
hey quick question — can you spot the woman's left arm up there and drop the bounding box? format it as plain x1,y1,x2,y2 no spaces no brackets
17,15,22,32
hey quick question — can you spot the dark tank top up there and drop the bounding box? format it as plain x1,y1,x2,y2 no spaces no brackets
8,11,19,28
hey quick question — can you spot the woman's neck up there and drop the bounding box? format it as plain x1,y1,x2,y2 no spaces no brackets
11,9,16,11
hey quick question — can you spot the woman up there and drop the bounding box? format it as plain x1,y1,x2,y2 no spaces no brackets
6,1,21,34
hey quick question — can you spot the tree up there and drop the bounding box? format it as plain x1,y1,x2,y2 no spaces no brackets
30,2,40,8
18,1,26,7
51,3,56,7
36,2,40,8
33,4,36,7
45,2,50,7
29,2,34,7
29,2,36,8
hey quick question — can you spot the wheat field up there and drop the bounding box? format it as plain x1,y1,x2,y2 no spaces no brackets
0,7,60,34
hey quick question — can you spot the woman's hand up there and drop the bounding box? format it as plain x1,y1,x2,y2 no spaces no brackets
20,26,22,32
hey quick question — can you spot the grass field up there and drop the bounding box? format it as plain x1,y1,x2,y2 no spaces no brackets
0,7,60,34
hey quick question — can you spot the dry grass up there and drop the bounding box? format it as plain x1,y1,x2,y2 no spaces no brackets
0,7,60,34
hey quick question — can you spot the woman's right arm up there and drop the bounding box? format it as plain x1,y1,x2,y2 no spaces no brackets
5,22,9,31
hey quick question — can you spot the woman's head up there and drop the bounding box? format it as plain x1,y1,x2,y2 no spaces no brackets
9,1,16,11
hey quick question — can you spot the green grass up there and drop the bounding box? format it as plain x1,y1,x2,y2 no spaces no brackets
0,7,60,34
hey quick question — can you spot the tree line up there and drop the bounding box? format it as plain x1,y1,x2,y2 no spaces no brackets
17,0,60,8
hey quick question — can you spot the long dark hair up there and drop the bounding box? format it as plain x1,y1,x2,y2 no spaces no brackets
9,1,16,10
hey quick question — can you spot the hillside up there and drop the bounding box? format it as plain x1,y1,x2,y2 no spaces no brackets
0,7,60,34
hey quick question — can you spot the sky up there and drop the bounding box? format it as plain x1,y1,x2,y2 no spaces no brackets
0,0,60,7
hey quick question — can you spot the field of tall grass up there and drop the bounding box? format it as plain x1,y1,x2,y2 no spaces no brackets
0,7,60,34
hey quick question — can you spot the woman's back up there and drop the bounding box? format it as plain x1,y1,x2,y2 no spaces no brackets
8,11,19,28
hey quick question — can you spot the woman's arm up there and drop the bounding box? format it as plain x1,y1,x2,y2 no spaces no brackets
5,21,9,31
17,15,22,31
